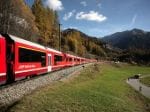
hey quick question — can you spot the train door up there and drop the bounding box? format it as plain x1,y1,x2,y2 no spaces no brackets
3,34,15,83
48,54,52,72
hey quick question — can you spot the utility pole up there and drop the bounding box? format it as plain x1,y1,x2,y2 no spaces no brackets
58,23,62,51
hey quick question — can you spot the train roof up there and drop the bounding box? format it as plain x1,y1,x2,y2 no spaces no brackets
46,48,62,54
9,34,62,54
10,34,46,50
66,54,85,59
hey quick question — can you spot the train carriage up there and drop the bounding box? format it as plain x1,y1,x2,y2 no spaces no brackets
0,35,6,85
9,35,48,81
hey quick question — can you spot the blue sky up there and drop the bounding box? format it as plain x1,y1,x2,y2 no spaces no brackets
26,0,150,37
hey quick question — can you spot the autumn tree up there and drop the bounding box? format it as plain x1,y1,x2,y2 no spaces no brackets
0,0,38,41
62,29,108,57
62,30,87,56
32,0,59,48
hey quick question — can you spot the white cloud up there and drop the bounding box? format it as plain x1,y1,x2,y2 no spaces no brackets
76,11,107,22
44,0,63,11
130,14,137,26
80,1,87,7
63,10,76,21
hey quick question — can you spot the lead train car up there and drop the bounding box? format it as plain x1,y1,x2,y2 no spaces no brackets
0,34,92,85
0,34,49,85
0,35,6,84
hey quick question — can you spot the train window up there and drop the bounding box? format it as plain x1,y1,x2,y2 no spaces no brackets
69,58,72,61
54,55,62,62
19,48,46,67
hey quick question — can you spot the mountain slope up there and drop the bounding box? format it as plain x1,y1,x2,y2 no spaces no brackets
62,28,107,58
102,29,150,65
102,29,150,52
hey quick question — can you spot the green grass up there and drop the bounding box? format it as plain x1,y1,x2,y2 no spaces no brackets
140,76,150,87
8,62,150,112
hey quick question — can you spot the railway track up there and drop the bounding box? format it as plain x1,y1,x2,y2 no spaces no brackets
0,63,93,112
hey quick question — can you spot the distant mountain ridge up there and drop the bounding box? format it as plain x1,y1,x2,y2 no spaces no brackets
102,28,150,52
102,28,150,65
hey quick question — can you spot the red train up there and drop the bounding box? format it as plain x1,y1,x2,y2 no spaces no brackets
0,34,95,85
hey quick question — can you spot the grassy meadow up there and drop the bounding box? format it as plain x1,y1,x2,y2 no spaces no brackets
8,62,150,112
140,76,150,87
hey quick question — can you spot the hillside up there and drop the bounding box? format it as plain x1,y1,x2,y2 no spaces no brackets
102,28,150,52
0,0,38,41
62,28,107,58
